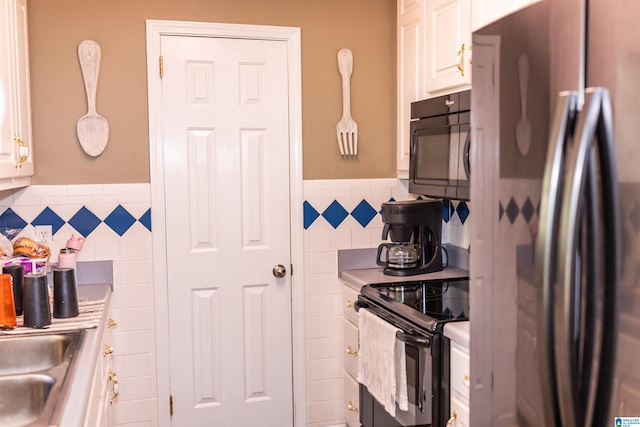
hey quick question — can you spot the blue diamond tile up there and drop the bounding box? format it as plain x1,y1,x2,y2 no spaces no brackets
68,207,102,238
499,202,505,221
521,198,535,223
104,205,137,236
0,208,27,239
442,199,454,223
505,198,520,224
456,201,470,224
32,207,66,235
303,201,320,229
351,200,377,228
139,208,152,232
322,200,349,229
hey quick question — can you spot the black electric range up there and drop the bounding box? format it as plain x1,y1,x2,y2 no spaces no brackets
355,277,469,427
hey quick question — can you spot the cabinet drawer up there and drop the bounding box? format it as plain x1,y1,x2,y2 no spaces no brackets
450,341,470,401
343,285,359,325
449,395,470,427
345,373,360,427
344,319,359,378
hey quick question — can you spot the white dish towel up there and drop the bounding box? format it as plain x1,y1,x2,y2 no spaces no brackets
357,308,408,417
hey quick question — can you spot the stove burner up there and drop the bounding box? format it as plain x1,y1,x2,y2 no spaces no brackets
416,298,468,320
370,278,469,322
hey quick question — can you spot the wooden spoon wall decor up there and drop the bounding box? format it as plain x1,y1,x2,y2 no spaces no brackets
76,40,109,157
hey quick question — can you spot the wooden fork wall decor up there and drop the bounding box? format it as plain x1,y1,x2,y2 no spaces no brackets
336,48,358,158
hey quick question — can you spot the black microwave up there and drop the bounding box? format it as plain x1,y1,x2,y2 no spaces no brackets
409,90,471,201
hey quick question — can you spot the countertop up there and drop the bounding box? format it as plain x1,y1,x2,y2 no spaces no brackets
58,283,112,427
340,266,470,290
443,320,470,348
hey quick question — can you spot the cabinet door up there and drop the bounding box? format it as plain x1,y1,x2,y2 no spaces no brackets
345,373,360,427
11,0,32,177
449,395,470,427
0,0,32,183
425,0,471,95
0,0,14,176
397,0,425,177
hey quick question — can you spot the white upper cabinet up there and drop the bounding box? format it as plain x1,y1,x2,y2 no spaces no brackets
424,0,471,96
0,0,33,190
397,0,425,178
397,0,539,177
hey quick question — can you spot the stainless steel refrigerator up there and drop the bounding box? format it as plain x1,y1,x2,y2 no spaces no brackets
469,1,640,426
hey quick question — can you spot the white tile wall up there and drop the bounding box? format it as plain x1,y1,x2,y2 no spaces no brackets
0,180,470,427
303,179,471,427
0,184,157,427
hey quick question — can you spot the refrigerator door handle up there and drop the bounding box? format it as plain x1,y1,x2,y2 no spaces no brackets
589,88,621,427
557,87,621,427
535,91,579,427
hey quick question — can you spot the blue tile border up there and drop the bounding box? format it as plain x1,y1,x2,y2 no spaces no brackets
304,198,471,229
0,205,152,238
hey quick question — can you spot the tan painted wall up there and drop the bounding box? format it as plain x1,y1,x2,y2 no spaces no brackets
27,0,397,184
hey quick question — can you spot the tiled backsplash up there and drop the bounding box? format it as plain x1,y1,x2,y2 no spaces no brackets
0,180,470,427
0,184,157,427
302,178,470,427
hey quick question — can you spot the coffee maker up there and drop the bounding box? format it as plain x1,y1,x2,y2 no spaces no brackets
376,199,443,276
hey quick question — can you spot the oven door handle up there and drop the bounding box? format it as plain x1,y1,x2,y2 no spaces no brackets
355,300,432,347
353,299,366,313
396,330,431,348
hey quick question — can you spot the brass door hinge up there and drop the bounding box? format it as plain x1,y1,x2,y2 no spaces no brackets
159,56,164,78
169,393,173,416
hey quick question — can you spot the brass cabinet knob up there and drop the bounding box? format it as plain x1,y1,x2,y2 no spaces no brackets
447,409,458,426
345,300,354,308
347,400,359,413
109,371,119,404
13,136,28,168
107,318,118,328
103,345,114,356
457,44,466,77
463,374,470,388
346,346,358,356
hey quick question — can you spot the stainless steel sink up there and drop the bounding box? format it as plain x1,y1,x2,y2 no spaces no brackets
0,330,85,427
0,333,73,375
0,374,55,427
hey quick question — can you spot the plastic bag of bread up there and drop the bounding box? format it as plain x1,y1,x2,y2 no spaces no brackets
12,236,51,259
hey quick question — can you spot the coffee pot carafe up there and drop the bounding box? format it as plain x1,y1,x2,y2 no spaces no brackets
376,199,443,276
376,242,420,269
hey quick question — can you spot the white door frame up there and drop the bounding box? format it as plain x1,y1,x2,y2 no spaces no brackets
145,20,305,427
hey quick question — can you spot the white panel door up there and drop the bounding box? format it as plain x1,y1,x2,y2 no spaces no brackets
160,34,293,426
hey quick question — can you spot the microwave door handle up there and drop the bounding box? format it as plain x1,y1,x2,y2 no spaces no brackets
536,91,578,427
463,129,471,179
588,88,620,427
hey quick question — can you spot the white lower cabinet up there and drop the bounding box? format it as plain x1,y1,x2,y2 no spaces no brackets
342,280,361,426
450,395,470,426
84,317,118,427
345,373,361,427
445,322,470,427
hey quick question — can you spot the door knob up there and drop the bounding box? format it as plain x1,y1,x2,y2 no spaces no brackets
273,264,287,278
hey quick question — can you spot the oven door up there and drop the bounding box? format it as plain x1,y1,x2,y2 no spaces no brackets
356,305,434,427
409,112,471,201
